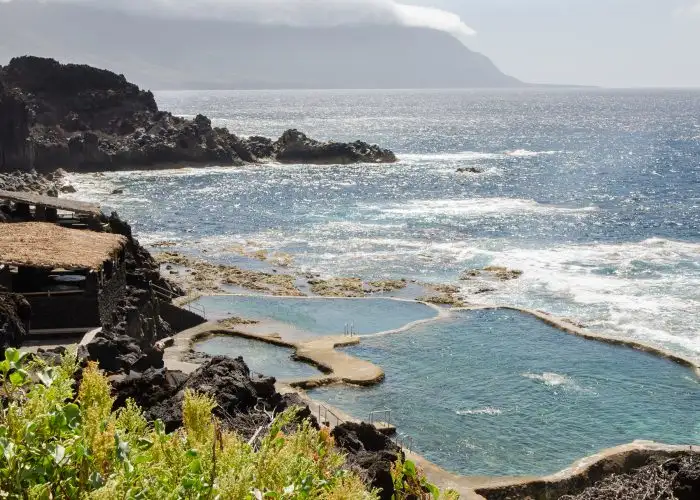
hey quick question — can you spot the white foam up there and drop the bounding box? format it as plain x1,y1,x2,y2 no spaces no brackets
400,149,561,163
375,198,597,217
400,151,503,162
486,238,700,357
505,149,559,158
456,407,503,416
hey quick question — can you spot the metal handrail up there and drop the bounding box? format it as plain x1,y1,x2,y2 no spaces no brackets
369,408,392,428
149,281,206,317
22,290,85,297
317,403,344,428
392,432,414,453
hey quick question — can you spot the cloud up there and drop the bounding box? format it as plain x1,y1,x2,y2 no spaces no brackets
674,1,700,16
2,0,476,39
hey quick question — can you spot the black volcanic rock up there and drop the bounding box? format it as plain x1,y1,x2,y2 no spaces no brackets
0,293,31,348
274,129,396,165
332,422,403,500
0,57,397,173
0,80,32,171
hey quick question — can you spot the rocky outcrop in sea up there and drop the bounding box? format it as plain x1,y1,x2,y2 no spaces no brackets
0,56,396,172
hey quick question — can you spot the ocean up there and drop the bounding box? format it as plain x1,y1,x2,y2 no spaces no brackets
70,88,700,360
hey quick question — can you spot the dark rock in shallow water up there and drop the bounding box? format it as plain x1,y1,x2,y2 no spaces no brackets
332,422,403,500
0,57,396,172
457,167,484,174
272,129,396,165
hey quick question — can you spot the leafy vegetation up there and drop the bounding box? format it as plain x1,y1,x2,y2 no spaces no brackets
391,458,459,500
0,348,456,499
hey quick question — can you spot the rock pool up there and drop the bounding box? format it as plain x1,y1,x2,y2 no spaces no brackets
310,309,700,477
195,335,321,380
192,295,438,336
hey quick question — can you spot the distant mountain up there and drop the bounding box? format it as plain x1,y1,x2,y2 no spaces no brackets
0,1,523,90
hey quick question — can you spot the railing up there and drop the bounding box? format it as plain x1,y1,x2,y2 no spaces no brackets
149,281,206,317
392,432,414,453
343,321,357,337
369,408,392,428
22,290,85,298
317,403,345,428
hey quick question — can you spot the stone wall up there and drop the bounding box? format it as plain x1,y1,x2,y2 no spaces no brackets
159,302,205,334
98,264,127,327
0,292,30,347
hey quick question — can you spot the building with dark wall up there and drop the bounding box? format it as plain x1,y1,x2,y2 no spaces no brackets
0,222,128,333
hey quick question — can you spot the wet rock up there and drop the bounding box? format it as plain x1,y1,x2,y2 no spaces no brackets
272,129,396,165
460,266,523,282
457,167,484,174
332,422,403,500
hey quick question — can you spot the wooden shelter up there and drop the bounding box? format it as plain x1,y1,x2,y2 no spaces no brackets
0,223,128,333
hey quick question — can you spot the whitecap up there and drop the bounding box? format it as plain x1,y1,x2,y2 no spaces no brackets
400,151,503,162
456,407,503,416
505,149,559,157
522,372,573,387
373,198,597,217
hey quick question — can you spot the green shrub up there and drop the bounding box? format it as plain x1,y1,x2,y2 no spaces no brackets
0,348,457,499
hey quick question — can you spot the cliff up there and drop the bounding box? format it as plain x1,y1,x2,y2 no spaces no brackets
0,1,522,90
0,57,395,173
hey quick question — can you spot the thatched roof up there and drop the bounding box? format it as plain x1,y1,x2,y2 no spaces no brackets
0,223,127,270
0,190,102,216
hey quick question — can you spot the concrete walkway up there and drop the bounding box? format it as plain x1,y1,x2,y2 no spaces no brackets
162,322,385,387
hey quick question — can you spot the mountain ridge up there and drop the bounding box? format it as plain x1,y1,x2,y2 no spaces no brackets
0,1,523,90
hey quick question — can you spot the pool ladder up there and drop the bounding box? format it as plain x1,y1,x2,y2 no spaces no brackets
344,321,356,337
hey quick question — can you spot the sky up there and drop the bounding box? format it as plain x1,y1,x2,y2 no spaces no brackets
3,0,700,87
413,0,700,87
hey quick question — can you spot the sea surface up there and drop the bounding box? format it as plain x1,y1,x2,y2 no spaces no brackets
310,309,700,476
71,89,700,359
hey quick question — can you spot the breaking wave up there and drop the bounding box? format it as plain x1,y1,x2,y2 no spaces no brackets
456,407,503,416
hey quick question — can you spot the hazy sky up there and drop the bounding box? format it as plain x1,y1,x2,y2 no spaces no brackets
3,0,700,87
414,0,700,87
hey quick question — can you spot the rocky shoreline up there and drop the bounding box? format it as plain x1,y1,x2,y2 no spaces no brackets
2,53,698,498
0,56,396,173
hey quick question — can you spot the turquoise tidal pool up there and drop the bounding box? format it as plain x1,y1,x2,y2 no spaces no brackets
194,335,321,380
192,295,438,336
309,309,700,477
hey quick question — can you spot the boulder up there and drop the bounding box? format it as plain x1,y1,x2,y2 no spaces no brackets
273,129,396,165
456,167,484,174
146,356,288,432
332,422,403,500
